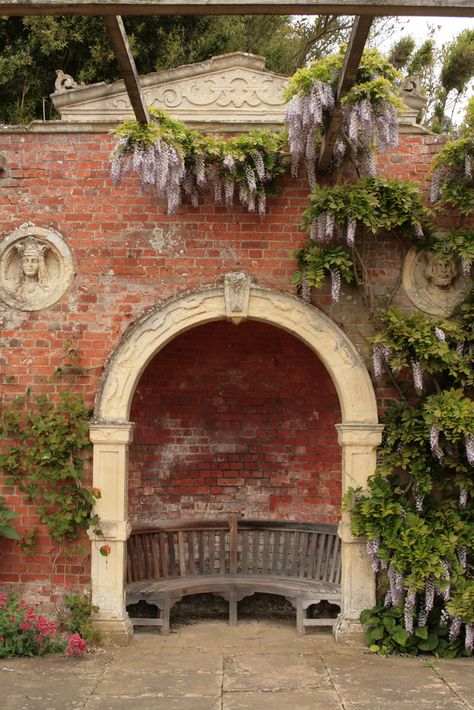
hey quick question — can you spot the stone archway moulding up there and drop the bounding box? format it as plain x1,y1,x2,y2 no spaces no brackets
90,278,383,643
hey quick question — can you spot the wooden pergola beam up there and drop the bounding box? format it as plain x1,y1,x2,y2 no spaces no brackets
103,15,150,124
1,1,474,16
318,15,373,172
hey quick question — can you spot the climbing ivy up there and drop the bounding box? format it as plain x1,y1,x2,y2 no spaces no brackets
0,391,100,552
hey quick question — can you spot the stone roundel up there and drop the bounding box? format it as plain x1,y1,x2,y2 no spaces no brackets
0,224,74,311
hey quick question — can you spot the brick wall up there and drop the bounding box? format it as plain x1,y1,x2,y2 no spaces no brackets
129,320,341,524
0,126,450,601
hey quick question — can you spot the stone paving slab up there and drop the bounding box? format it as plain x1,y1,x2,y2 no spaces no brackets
223,652,331,691
223,688,343,710
1,620,473,710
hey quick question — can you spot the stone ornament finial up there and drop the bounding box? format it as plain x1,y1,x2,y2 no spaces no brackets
54,69,81,93
0,225,74,311
402,245,471,316
400,74,427,112
224,272,251,324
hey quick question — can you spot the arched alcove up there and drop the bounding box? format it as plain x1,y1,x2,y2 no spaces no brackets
90,279,382,643
128,320,342,525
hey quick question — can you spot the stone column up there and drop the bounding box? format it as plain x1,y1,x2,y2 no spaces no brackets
334,422,384,642
89,423,134,645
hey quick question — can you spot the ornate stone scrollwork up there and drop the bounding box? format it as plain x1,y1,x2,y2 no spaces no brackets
0,224,74,311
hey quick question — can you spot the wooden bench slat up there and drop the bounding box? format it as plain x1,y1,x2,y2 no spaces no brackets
127,519,341,632
188,530,196,575
178,531,186,577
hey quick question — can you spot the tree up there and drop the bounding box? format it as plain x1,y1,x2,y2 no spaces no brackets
0,15,398,124
388,29,474,132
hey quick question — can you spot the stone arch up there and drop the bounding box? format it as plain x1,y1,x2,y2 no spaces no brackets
90,278,382,643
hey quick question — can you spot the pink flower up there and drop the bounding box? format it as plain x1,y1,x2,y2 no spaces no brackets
66,633,87,657
0,593,8,608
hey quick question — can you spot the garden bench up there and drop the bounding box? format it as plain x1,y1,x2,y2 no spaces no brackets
126,516,341,634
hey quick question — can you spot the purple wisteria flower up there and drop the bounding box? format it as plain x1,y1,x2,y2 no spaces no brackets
430,424,444,462
330,269,341,303
373,344,390,379
411,359,423,394
404,590,417,634
449,616,462,642
465,434,474,465
388,563,404,606
366,537,381,573
465,624,474,652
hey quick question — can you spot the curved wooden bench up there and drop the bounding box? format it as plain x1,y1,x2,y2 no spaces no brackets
126,517,341,634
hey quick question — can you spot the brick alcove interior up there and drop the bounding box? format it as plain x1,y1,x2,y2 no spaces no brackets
128,320,342,524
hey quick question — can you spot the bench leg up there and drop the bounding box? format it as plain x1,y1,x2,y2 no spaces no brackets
160,599,171,635
296,599,305,636
229,591,238,626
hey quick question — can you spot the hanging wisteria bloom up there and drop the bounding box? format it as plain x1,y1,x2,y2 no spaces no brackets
301,272,311,303
465,151,472,180
346,217,357,246
286,80,335,179
388,563,404,607
459,488,468,509
465,434,474,465
449,616,462,642
430,168,443,204
415,491,424,512
466,624,474,653
330,269,341,303
430,424,444,462
366,537,381,573
461,258,472,276
372,344,390,379
340,98,398,174
434,327,446,342
411,359,424,394
404,590,417,634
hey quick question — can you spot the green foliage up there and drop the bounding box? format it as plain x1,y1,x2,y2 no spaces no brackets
431,133,474,214
372,308,472,388
0,496,21,540
292,244,354,289
284,45,400,101
302,177,428,237
440,30,474,95
447,580,474,624
418,230,474,271
0,391,98,549
0,593,66,657
59,593,102,646
360,603,468,658
387,36,416,71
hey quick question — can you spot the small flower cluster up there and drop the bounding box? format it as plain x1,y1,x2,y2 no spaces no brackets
0,594,67,658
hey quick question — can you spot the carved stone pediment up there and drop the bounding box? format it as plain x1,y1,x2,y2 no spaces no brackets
51,52,288,130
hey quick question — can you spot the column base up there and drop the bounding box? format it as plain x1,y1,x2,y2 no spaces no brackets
333,615,366,646
92,614,134,646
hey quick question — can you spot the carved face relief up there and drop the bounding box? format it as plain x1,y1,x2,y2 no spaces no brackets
0,225,74,311
402,246,471,316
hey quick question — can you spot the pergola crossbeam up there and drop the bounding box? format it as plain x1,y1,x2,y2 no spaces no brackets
103,15,150,124
318,15,373,172
1,1,474,15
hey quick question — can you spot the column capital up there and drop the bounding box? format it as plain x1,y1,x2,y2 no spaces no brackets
336,422,383,447
90,422,134,445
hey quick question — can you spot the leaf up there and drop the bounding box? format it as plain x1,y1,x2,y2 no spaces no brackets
390,626,410,647
418,634,439,652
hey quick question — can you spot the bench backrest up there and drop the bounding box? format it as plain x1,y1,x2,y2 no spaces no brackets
126,519,341,586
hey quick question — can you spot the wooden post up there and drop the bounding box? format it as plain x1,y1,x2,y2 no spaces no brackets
103,15,150,125
318,15,374,172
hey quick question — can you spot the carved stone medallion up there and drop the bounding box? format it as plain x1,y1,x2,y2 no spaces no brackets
0,225,74,311
402,246,471,316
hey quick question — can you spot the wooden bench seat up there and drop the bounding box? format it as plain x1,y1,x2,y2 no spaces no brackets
126,517,341,634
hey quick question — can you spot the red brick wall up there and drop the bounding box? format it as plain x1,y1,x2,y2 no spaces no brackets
0,126,450,601
129,320,341,524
